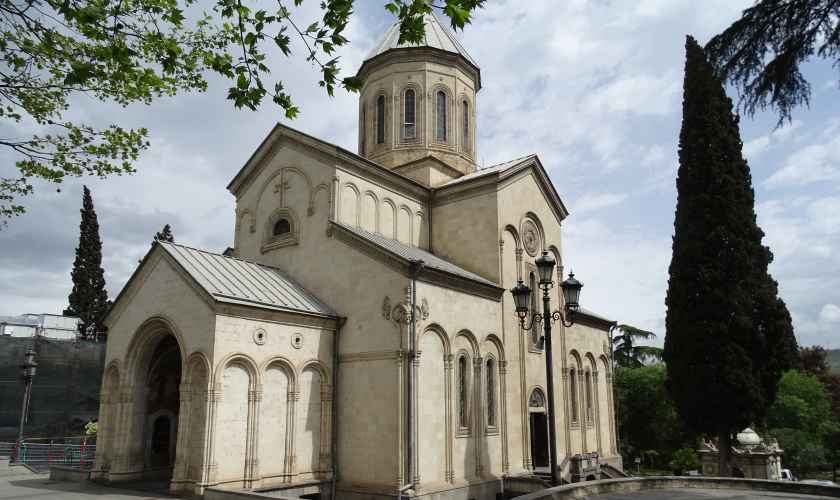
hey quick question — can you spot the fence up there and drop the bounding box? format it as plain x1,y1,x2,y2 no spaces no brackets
4,438,96,472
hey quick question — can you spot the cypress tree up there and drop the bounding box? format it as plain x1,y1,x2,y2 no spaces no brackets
153,224,174,243
664,36,797,477
64,185,109,339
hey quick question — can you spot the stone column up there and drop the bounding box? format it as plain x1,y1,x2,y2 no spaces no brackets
473,356,483,477
320,382,333,475
284,389,295,479
605,372,617,455
593,372,603,455
411,351,421,486
288,390,299,477
245,385,262,487
444,353,454,483
499,360,510,474
395,350,405,488
580,374,587,452
171,382,192,490
201,383,221,487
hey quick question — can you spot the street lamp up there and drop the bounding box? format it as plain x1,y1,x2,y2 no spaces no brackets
18,349,37,444
510,250,583,485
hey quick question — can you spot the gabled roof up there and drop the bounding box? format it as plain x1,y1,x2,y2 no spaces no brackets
441,154,536,188
437,154,570,222
158,242,336,317
365,12,478,68
331,221,500,290
226,123,428,200
576,307,616,329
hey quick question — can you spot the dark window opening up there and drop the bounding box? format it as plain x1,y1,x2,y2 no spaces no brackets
273,218,291,236
376,95,386,144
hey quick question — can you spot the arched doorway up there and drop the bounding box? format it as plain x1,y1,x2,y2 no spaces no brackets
142,335,181,479
529,388,549,468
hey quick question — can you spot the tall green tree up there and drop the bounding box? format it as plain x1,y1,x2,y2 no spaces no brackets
154,224,174,243
767,371,835,476
612,324,664,368
706,0,840,125
664,36,798,477
0,0,484,222
614,365,692,468
64,186,108,339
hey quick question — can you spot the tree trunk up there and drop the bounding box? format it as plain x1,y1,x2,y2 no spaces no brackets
718,428,730,477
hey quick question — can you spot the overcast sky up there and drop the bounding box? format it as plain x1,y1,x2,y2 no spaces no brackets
1,0,838,348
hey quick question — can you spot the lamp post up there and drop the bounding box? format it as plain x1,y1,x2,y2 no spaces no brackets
510,251,582,486
17,349,37,444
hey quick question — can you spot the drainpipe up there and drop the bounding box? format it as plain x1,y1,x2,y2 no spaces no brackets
331,316,346,500
401,260,425,500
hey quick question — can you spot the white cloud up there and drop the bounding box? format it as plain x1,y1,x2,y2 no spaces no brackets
764,129,840,188
573,192,628,214
819,304,840,323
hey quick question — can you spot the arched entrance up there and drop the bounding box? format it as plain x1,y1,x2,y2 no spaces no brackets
142,335,181,475
529,388,549,468
119,320,185,485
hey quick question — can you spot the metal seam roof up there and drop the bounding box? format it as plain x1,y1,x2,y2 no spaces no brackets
332,221,499,288
159,242,336,317
365,12,478,68
441,154,536,188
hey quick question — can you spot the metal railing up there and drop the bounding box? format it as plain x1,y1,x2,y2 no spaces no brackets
5,439,96,472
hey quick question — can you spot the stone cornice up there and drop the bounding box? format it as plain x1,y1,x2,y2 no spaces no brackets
227,123,430,202
356,47,481,90
329,221,503,301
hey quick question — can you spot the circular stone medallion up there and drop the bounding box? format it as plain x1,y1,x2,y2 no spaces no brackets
253,328,267,345
522,220,540,257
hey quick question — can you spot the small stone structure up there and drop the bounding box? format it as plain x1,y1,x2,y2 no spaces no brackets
697,428,784,479
569,452,601,482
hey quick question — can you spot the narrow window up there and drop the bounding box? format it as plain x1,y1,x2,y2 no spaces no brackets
458,354,469,429
529,272,539,347
436,91,447,142
273,218,291,236
585,371,593,422
404,89,416,139
570,369,579,422
486,358,496,427
462,100,469,151
376,95,385,144
360,106,366,155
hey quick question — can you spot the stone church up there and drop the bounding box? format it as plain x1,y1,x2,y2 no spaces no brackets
92,13,622,500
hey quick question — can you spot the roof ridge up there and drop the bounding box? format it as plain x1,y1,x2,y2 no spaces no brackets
158,241,284,273
478,153,536,171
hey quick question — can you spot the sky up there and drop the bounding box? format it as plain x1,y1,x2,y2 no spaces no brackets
1,0,838,349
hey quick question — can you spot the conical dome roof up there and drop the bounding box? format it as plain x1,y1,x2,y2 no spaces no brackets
364,12,479,68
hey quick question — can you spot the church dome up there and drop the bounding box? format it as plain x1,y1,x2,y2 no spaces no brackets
354,11,481,182
364,13,479,69
736,428,762,447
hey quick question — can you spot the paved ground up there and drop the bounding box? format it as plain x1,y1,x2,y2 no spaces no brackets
589,489,837,500
0,459,174,499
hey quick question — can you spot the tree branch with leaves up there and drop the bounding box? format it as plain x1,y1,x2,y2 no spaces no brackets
0,0,485,224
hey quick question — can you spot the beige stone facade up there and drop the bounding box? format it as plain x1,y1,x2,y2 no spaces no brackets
92,12,621,500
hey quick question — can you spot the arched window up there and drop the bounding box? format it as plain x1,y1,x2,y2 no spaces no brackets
570,368,579,423
273,218,291,236
360,106,366,155
436,91,447,142
462,100,469,151
585,371,593,423
376,95,385,144
528,388,545,408
529,272,540,348
486,357,496,428
404,89,416,139
457,354,469,429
